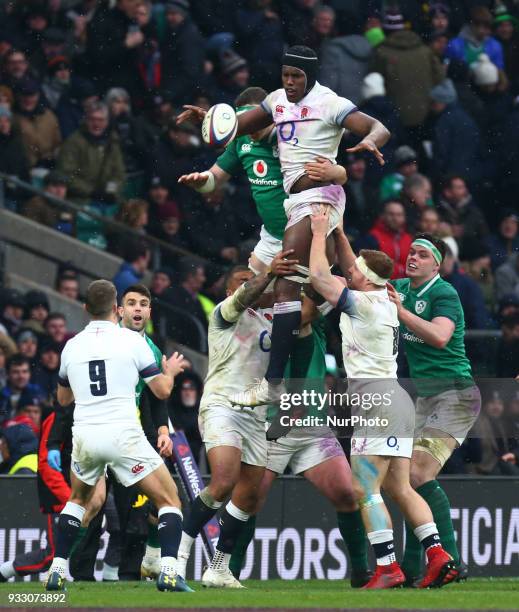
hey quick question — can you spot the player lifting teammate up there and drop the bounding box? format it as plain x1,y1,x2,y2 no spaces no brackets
178,45,390,406
309,209,458,589
388,235,481,584
45,280,191,593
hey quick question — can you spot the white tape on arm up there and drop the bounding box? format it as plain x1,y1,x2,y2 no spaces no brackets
194,171,216,193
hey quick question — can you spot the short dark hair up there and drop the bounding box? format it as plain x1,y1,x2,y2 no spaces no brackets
382,198,404,211
179,257,204,283
234,87,267,107
121,284,151,302
45,312,66,326
123,239,150,264
441,174,467,191
413,233,447,261
224,265,250,290
359,249,394,280
85,280,117,317
7,354,31,371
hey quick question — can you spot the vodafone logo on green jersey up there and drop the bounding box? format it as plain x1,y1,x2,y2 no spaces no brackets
253,160,268,177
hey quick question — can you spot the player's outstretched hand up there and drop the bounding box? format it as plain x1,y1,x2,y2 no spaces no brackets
157,433,173,458
346,139,385,166
176,105,206,125
310,205,330,235
178,172,209,188
163,352,185,378
270,249,299,277
387,283,402,313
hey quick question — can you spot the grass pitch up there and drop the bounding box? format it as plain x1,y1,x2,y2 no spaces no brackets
1,578,519,610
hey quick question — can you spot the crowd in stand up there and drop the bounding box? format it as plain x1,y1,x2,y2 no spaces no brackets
1,0,519,475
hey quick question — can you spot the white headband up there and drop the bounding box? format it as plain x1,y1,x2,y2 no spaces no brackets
355,256,389,287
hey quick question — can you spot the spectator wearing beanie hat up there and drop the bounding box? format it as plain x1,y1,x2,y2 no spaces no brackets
429,79,481,180
156,199,190,268
370,9,444,128
0,423,38,474
210,50,250,107
446,6,504,70
379,144,418,201
42,55,71,109
493,5,519,92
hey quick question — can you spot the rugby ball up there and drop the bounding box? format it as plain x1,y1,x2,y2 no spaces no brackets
202,103,238,147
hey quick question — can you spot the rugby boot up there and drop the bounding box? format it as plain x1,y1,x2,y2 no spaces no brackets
362,562,405,589
350,568,374,588
419,547,459,588
156,571,194,592
45,570,66,591
201,566,245,588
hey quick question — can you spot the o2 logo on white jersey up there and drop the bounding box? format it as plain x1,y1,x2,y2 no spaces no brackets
415,300,427,315
278,121,299,146
259,330,271,352
253,160,268,177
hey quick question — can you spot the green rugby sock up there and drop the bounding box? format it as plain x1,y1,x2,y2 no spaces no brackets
417,480,460,564
337,510,369,573
147,523,160,548
402,521,423,577
229,516,256,576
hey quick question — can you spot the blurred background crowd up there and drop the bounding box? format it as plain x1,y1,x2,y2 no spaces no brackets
1,0,519,476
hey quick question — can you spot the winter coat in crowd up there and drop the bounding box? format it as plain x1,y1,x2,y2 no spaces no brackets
0,123,30,202
161,17,206,105
369,217,413,279
85,5,143,97
495,253,519,301
57,125,125,205
446,25,504,69
14,102,61,168
370,29,444,127
319,35,372,105
430,102,481,181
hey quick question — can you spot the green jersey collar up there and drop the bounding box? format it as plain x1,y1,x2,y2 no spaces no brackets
413,273,441,298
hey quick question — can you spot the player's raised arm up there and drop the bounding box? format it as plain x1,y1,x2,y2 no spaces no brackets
344,111,390,166
178,164,230,193
309,207,345,307
333,221,356,277
220,249,299,324
235,105,273,137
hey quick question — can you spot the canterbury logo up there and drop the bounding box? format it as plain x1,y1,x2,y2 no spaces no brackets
68,519,80,528
158,522,167,530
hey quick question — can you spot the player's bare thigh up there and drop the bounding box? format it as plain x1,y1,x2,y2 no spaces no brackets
302,454,357,512
410,427,458,488
283,213,336,266
137,462,181,509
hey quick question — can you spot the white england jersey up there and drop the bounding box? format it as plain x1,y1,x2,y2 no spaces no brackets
200,295,273,420
337,287,399,379
261,82,357,192
58,320,161,427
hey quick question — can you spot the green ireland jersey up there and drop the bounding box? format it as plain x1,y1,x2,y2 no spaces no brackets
135,334,163,405
119,322,162,406
267,318,327,421
392,275,473,396
216,130,287,240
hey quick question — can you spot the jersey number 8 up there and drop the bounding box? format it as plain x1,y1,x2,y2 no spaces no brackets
89,360,107,396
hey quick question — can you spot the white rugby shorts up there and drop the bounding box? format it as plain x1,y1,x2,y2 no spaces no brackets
284,184,345,231
71,424,163,487
251,225,283,267
198,404,267,467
